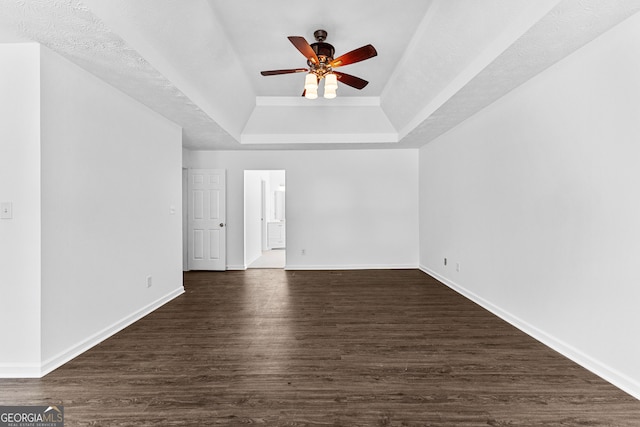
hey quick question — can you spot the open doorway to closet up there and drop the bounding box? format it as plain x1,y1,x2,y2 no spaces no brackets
244,170,286,269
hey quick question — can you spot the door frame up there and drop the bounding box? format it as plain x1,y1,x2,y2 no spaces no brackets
182,167,189,271
244,169,286,268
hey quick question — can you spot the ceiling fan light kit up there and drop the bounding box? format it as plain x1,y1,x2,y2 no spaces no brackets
304,73,318,90
305,88,318,100
323,85,337,99
323,73,338,99
260,29,377,100
325,73,338,90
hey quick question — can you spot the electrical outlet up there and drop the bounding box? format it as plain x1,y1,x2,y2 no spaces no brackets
456,263,460,272
0,202,12,219
444,257,447,266
301,249,306,255
146,276,153,288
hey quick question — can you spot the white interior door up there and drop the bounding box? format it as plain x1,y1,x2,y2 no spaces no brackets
188,169,226,271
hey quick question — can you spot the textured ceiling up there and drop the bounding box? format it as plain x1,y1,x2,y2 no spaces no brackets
1,0,639,150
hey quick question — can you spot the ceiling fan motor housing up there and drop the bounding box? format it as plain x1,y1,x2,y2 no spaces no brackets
309,29,334,68
310,42,335,64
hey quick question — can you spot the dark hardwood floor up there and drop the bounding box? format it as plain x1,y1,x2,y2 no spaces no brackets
1,269,639,426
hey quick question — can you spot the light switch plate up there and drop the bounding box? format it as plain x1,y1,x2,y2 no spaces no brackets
0,202,12,219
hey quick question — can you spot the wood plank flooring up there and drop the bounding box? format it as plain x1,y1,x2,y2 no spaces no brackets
1,269,639,426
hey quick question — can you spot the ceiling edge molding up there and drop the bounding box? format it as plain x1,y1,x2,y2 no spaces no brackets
0,0,239,149
240,132,398,145
401,0,640,148
82,0,253,142
255,96,380,107
395,0,562,141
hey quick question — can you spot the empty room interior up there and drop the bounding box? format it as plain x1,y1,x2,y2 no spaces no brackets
2,0,640,425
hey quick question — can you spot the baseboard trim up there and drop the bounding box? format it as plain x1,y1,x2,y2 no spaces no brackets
285,264,417,271
419,265,640,400
0,362,42,378
227,265,247,271
0,287,185,379
40,286,185,377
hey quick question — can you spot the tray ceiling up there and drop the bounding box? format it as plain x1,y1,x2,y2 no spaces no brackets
1,0,639,150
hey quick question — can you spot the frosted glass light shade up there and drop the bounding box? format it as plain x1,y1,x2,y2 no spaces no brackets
304,73,318,90
324,86,336,99
305,88,318,99
325,73,338,90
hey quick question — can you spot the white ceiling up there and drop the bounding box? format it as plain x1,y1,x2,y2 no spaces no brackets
1,0,640,150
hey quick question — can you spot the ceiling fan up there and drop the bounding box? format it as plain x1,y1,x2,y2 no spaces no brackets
260,29,377,99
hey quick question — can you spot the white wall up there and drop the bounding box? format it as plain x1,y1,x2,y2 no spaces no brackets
419,12,640,398
0,43,42,373
0,44,184,377
38,46,184,371
244,170,268,265
188,150,419,270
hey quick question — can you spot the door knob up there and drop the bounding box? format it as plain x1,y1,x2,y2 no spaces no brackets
220,223,225,227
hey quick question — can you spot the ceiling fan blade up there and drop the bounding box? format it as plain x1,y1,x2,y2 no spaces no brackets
288,36,319,65
260,68,308,76
330,44,377,68
334,71,369,90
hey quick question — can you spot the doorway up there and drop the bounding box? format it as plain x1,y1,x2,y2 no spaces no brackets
244,170,286,269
